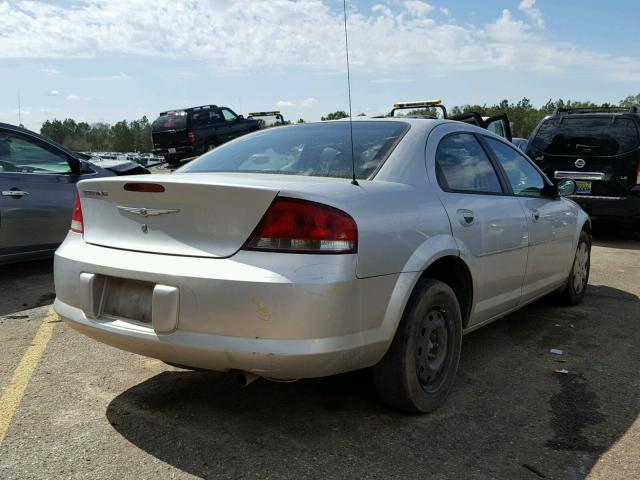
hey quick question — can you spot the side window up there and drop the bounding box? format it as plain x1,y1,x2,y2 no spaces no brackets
221,108,237,122
436,133,503,194
485,138,545,197
487,121,505,137
0,131,71,174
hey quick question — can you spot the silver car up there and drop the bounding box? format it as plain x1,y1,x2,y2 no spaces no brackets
53,119,591,413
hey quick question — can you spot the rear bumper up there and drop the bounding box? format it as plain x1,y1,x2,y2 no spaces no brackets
53,233,403,379
152,145,198,160
571,188,640,223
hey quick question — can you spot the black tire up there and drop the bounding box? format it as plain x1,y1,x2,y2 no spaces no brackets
559,230,591,305
372,279,462,413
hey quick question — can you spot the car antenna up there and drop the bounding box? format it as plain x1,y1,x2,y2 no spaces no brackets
342,0,358,186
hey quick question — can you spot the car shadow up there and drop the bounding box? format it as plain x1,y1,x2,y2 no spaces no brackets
591,221,640,247
106,284,640,479
0,259,55,316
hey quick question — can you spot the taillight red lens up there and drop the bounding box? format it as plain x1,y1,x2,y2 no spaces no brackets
243,198,357,254
124,183,165,192
187,131,196,144
70,193,84,234
636,162,640,185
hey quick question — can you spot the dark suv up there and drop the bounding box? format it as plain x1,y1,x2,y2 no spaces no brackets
151,105,260,165
526,107,640,226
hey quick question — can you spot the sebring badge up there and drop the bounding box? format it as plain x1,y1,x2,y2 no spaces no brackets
117,206,180,217
574,158,586,169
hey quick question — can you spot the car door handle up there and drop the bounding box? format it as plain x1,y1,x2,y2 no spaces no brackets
457,209,475,226
2,190,30,197
530,209,540,222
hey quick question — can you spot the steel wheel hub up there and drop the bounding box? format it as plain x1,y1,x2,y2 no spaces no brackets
416,309,448,387
572,242,589,294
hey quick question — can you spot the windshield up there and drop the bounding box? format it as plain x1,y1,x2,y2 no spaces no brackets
179,121,409,179
152,112,188,132
531,116,640,156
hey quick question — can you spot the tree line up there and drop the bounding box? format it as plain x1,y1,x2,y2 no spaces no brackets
40,117,153,153
40,93,639,152
320,93,640,138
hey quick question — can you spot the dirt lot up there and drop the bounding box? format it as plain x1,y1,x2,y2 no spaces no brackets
0,234,638,480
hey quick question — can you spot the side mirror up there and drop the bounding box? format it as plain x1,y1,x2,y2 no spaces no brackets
237,114,244,120
557,178,577,197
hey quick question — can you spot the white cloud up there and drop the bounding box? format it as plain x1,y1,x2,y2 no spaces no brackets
66,94,80,100
404,1,434,17
301,97,318,107
276,100,295,107
519,0,544,28
0,0,637,82
371,4,392,17
439,7,450,17
369,77,415,84
47,89,60,96
40,67,61,75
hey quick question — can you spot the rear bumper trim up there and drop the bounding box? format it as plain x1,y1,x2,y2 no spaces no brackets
555,171,605,181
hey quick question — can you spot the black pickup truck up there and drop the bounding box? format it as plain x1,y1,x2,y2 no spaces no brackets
151,105,260,165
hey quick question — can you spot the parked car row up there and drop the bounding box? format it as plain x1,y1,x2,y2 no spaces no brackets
6,98,637,413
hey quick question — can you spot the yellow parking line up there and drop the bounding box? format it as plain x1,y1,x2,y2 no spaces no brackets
0,308,57,445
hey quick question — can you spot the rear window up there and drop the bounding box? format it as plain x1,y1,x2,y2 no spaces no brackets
152,112,188,132
531,116,640,156
179,121,409,179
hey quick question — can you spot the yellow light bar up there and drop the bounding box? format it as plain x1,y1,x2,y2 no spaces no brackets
248,111,282,116
393,99,442,109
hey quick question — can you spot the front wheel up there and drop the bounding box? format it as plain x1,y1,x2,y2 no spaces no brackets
372,279,462,413
559,230,591,305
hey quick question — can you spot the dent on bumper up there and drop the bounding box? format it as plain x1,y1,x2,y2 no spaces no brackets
54,234,410,378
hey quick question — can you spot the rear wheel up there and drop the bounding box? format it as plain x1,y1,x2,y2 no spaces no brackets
372,279,462,413
559,230,591,305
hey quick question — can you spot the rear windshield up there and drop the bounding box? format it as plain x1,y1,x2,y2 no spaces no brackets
531,116,640,156
179,121,409,179
152,112,188,132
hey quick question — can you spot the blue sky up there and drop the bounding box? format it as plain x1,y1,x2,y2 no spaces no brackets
1,0,639,131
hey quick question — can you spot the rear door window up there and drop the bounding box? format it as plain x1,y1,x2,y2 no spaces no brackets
531,116,640,156
436,133,503,194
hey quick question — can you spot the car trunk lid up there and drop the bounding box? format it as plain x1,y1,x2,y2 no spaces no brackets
78,175,280,258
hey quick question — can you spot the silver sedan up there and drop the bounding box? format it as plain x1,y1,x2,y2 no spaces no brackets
53,118,591,413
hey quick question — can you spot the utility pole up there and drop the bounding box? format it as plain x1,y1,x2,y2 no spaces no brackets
17,93,22,127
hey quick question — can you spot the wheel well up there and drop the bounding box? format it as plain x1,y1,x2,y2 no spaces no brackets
582,218,592,235
420,256,473,328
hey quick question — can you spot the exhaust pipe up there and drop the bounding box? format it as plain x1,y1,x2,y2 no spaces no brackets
236,372,259,387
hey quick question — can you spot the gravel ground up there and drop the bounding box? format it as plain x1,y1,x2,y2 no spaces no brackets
0,236,638,479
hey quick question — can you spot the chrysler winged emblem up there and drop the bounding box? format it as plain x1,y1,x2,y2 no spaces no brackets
117,206,180,217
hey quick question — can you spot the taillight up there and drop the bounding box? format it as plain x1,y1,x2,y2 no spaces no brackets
636,162,640,185
70,193,84,234
187,131,196,144
243,198,357,254
124,182,165,192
